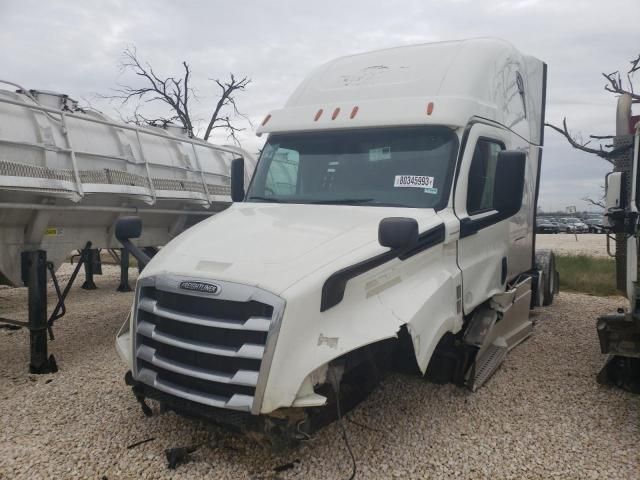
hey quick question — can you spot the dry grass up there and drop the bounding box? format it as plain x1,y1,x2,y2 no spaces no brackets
556,254,619,296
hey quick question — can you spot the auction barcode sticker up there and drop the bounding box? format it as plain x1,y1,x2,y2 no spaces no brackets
394,175,434,188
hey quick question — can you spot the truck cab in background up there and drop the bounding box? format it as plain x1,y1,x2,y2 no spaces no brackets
115,38,557,441
598,93,640,392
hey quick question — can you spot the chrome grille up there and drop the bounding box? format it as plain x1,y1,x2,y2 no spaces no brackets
132,277,283,414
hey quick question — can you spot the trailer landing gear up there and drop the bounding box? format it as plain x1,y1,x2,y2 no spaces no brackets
23,250,58,374
0,243,93,373
117,248,133,292
81,248,101,290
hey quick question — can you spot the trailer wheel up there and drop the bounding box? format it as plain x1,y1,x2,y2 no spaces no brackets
536,250,557,306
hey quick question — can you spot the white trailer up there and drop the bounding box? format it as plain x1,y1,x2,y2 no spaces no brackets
0,82,255,373
116,38,556,441
0,83,256,288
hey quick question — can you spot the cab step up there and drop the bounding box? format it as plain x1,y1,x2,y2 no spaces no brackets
468,343,508,392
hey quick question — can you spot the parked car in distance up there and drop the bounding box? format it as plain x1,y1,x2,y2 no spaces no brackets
546,217,568,233
536,217,559,234
553,218,572,233
562,217,589,233
584,216,605,233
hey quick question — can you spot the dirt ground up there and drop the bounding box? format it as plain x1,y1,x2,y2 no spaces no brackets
537,233,613,258
0,264,638,479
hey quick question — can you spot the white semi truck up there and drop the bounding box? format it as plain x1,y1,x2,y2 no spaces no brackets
115,38,557,440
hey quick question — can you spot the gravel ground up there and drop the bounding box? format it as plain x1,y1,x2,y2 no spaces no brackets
537,233,614,258
1,266,639,479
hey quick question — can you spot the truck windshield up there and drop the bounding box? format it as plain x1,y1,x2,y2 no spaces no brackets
246,126,458,209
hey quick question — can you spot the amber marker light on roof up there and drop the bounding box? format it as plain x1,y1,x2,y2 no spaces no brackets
426,102,434,115
350,106,359,119
261,114,272,126
314,109,323,121
331,107,341,120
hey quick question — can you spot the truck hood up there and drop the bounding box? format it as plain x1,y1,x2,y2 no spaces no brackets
142,203,440,294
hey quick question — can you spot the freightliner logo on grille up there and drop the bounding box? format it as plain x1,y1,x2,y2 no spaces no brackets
179,281,221,295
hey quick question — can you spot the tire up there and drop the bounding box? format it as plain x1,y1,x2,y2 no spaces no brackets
543,253,556,306
535,250,557,306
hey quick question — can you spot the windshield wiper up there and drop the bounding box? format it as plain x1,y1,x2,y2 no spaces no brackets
246,197,410,207
366,201,414,208
309,198,374,205
245,196,284,203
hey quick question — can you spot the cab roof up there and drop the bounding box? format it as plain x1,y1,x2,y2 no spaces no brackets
257,38,546,145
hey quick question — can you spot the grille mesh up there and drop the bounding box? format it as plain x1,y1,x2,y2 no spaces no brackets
134,285,276,412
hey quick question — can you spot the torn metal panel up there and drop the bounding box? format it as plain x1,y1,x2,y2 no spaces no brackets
377,237,463,373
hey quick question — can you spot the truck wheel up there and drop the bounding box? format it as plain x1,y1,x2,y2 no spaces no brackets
544,254,557,306
535,250,557,306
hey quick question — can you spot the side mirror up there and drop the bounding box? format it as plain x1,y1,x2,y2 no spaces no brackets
605,171,623,211
604,171,624,228
113,216,151,269
378,217,419,249
494,150,526,216
231,157,245,202
115,216,142,240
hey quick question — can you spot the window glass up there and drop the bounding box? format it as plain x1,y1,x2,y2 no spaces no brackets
467,139,504,215
247,127,458,209
264,148,299,195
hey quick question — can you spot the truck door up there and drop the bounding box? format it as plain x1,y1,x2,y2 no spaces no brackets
454,123,528,314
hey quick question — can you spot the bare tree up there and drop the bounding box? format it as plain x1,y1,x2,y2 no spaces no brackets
545,52,638,160
582,185,606,209
582,197,606,209
106,47,251,142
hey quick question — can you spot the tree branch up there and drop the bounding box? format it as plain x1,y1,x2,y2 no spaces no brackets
546,52,637,175
544,118,621,163
582,196,605,209
121,105,180,129
629,53,640,75
203,74,251,141
602,70,640,101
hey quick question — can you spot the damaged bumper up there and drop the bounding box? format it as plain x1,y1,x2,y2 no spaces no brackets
124,337,395,444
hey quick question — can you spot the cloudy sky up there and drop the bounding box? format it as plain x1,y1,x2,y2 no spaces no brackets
2,0,638,211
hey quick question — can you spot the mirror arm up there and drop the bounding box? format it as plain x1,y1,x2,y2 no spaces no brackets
118,238,151,269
